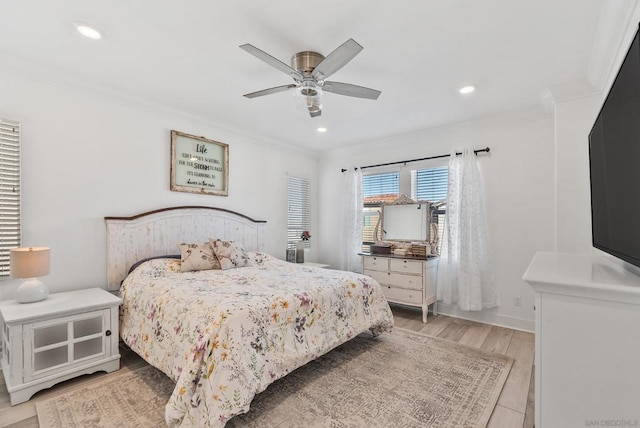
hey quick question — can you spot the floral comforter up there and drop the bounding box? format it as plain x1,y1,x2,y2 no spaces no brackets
119,253,394,427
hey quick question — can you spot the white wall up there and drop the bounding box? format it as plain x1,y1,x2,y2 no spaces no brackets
554,93,601,253
319,111,555,331
0,71,319,300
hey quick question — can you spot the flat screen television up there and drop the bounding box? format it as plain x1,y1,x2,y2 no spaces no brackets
589,25,640,269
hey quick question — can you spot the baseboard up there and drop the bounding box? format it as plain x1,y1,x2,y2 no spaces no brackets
435,302,535,333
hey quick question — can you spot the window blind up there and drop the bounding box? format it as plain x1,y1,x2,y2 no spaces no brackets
411,166,448,202
287,175,310,249
412,166,448,254
363,172,400,204
0,118,21,277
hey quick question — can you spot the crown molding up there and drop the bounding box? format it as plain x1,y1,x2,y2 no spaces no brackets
0,50,320,160
539,80,600,108
321,105,552,162
586,0,640,93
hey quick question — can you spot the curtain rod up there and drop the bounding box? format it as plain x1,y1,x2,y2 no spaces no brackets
340,147,490,172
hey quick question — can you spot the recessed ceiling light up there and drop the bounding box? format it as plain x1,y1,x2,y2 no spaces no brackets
317,127,327,133
75,23,103,40
459,85,475,94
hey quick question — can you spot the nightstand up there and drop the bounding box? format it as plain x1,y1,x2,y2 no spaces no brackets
302,262,331,269
0,288,122,405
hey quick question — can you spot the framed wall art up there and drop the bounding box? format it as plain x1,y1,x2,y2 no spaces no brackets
170,130,229,196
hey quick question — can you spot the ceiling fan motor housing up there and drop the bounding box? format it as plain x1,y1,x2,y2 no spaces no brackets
292,51,324,97
291,51,325,76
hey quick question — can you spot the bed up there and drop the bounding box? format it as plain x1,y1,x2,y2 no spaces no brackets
105,206,394,427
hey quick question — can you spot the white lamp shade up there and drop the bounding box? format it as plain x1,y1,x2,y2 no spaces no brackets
10,247,50,303
10,247,50,278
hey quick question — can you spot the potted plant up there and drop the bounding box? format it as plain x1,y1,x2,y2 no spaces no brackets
296,231,311,263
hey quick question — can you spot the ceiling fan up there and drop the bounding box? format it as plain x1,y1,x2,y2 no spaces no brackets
240,39,381,118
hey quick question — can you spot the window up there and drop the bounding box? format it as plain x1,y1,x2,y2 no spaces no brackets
413,166,448,254
287,175,310,249
361,166,448,254
0,118,21,277
362,172,399,252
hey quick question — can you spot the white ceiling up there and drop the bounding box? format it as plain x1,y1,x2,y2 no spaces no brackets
0,1,610,152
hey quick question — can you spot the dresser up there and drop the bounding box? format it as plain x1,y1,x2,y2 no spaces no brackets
0,288,122,405
523,252,640,427
362,254,438,323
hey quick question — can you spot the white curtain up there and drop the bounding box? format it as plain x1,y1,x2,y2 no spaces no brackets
438,150,499,310
339,168,363,273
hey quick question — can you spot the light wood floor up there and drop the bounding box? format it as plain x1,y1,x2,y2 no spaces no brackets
391,305,535,428
0,305,534,428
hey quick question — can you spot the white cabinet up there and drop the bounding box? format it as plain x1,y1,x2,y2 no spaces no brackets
523,252,640,428
0,288,122,405
362,254,438,323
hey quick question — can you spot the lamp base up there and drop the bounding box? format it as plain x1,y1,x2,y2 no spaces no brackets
16,278,49,303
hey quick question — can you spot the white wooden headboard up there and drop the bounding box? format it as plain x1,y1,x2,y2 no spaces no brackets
104,206,266,290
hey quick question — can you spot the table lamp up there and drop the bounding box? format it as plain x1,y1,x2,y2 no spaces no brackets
10,247,51,303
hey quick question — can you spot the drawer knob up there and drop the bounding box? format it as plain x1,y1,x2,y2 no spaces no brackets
105,330,112,337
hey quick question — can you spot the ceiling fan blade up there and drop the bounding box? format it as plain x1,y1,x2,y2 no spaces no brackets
323,81,381,100
311,39,363,80
240,44,303,80
243,84,297,98
308,106,322,118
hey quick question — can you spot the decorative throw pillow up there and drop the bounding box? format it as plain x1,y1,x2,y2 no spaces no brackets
177,242,221,272
210,239,252,270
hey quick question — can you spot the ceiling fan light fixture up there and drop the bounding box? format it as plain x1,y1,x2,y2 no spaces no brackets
308,98,322,110
305,96,322,112
301,87,319,97
297,80,322,98
294,90,322,115
294,80,323,116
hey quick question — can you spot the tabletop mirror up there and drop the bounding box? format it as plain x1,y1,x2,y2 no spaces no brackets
380,195,433,242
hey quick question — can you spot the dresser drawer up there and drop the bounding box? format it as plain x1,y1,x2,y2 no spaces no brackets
387,272,423,290
390,259,423,275
382,286,423,305
365,270,390,286
363,256,389,272
367,270,423,291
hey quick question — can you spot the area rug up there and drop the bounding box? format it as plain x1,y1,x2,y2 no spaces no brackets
37,328,513,428
36,364,173,428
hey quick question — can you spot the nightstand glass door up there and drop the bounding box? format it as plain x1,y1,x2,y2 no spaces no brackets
25,309,110,381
